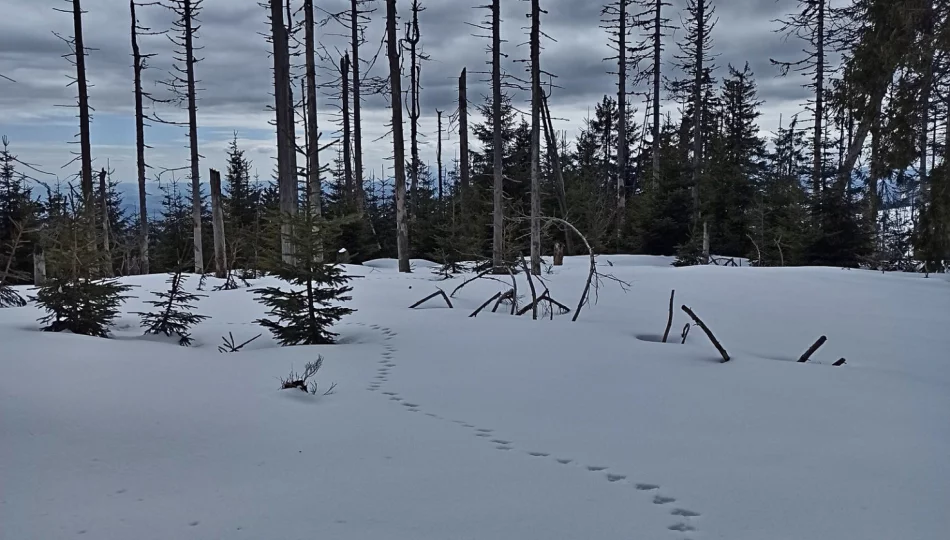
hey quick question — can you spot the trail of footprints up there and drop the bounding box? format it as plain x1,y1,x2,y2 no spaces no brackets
355,321,702,537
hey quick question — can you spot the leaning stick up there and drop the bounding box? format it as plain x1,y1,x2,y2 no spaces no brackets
661,289,675,343
797,336,827,363
681,305,731,363
470,292,502,318
409,288,453,309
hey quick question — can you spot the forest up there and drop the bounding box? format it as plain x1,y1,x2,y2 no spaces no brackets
1,0,948,293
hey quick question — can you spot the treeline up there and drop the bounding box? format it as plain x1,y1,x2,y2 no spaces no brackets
1,0,948,289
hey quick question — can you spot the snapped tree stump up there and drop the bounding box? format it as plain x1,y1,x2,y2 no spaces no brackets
798,336,827,363
662,289,675,343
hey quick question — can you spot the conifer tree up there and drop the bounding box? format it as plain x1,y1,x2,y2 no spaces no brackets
134,269,208,345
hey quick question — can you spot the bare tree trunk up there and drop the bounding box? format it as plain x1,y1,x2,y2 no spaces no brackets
406,0,422,217
541,92,574,256
690,0,706,230
386,0,410,273
209,168,227,278
651,0,662,188
33,247,47,286
491,0,504,273
182,0,203,273
615,0,627,246
130,0,149,274
72,0,97,264
303,0,323,262
437,109,443,201
98,168,112,277
530,0,542,275
341,54,354,206
350,0,366,214
458,68,470,196
271,0,298,266
813,0,825,198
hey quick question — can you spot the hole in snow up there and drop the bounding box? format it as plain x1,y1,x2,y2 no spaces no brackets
635,334,678,344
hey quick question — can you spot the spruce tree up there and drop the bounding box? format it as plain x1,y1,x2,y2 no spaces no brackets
34,277,133,337
134,269,208,345
253,202,354,346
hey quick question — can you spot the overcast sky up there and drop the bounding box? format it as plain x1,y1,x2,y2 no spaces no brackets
0,0,812,203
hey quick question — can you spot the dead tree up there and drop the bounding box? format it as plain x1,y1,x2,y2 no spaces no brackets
161,0,205,273
130,0,158,275
98,168,112,276
436,109,444,201
403,0,427,216
529,0,542,276
341,54,354,205
386,0,410,273
637,0,670,188
540,90,573,255
491,0,505,273
209,168,227,278
303,0,323,244
269,0,298,265
458,68,470,198
348,0,374,214
56,0,97,263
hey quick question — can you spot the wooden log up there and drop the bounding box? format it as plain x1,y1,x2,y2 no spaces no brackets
470,292,501,318
798,335,827,363
661,289,675,343
209,168,228,279
681,305,730,363
409,288,453,309
833,358,847,366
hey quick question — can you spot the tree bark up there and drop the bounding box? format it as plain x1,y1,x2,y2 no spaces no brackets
350,0,365,213
271,0,298,266
183,0,203,273
341,54,354,206
130,0,149,274
436,109,443,201
530,0,541,276
407,0,421,216
651,0,662,188
209,168,227,278
72,0,97,264
386,0,410,273
303,0,323,262
98,168,112,277
691,0,706,230
616,0,627,245
459,68,470,208
491,0,504,273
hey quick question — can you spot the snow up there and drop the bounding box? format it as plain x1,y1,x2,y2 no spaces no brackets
2,257,949,539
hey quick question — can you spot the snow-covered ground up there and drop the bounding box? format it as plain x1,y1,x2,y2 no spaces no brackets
2,256,949,540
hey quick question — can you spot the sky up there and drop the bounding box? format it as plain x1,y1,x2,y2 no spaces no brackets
0,0,813,209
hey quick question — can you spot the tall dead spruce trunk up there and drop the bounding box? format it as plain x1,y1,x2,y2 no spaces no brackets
690,0,707,231
650,0,665,188
270,0,298,266
182,0,202,273
98,168,112,276
529,0,542,276
341,54,354,206
303,0,323,261
491,0,504,273
405,0,423,217
386,0,411,273
615,0,627,245
349,0,367,214
70,0,97,265
458,68,470,201
436,109,444,202
209,168,227,278
130,0,149,274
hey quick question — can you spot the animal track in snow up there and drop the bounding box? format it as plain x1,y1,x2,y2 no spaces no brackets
476,428,493,433
401,403,419,408
653,495,675,504
636,483,660,491
606,474,626,482
382,392,397,396
586,466,608,472
528,452,550,457
671,508,700,517
491,439,511,445
556,458,573,465
668,523,695,532
495,445,513,451
475,433,491,437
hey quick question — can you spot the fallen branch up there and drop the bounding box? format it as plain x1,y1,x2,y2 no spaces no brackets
832,358,847,366
470,292,502,318
520,257,539,319
681,305,730,363
492,289,515,313
797,336,827,363
661,289,675,343
450,269,492,298
680,323,691,344
409,288,454,309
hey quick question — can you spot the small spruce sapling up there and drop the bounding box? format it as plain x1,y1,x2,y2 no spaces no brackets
253,206,354,346
34,277,133,337
134,270,209,346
